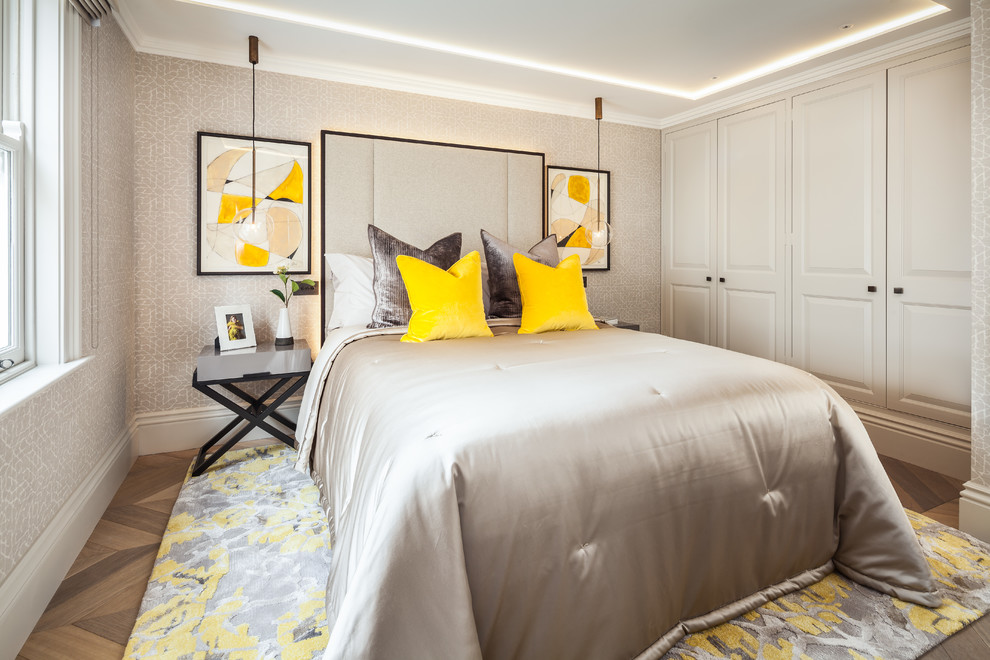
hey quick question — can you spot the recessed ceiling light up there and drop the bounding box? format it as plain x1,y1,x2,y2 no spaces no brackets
841,24,855,30
177,0,951,101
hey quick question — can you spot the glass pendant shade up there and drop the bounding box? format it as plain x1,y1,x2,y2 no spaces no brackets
235,208,273,246
586,218,611,249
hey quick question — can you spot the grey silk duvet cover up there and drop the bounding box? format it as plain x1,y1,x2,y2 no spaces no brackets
294,321,938,660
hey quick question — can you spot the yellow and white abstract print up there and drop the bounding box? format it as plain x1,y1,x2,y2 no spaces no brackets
548,165,609,270
199,133,310,274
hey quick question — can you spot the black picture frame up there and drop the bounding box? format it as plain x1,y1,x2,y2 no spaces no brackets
546,164,611,271
197,131,312,275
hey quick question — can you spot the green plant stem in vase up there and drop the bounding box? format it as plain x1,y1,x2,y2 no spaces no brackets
270,265,315,345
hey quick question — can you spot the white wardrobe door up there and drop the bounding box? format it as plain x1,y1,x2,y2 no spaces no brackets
887,47,971,427
716,101,786,361
792,72,887,406
662,121,717,345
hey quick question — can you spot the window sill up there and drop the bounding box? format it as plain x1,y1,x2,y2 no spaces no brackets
0,356,92,416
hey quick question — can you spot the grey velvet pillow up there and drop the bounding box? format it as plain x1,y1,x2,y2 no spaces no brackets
367,226,462,328
481,230,559,318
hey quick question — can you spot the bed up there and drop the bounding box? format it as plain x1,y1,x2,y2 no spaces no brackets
294,321,937,659
294,132,938,659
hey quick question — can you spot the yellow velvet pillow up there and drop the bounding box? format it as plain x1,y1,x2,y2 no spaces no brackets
513,253,598,334
395,251,494,343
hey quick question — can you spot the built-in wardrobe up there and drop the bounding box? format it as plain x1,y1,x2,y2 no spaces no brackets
661,43,971,477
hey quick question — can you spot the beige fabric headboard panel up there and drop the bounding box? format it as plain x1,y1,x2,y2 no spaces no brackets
321,131,545,336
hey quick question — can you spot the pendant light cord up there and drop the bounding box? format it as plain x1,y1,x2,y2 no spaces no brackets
251,56,256,224
596,105,601,220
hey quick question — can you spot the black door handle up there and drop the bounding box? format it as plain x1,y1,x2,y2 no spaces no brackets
706,276,712,281
867,285,877,293
719,277,725,283
893,287,904,294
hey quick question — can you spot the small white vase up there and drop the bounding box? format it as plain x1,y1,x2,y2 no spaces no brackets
275,307,294,346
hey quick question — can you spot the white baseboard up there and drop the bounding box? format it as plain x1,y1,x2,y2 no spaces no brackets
0,422,134,659
133,402,300,455
851,403,971,481
961,481,990,544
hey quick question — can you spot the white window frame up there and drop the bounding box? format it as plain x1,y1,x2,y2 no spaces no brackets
0,0,82,387
0,123,24,375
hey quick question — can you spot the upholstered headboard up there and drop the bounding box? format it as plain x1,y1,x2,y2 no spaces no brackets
321,131,545,338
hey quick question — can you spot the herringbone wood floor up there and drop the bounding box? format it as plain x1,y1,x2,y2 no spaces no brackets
14,448,988,659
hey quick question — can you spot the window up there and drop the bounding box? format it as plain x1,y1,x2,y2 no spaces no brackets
0,0,82,386
0,0,24,379
0,125,22,373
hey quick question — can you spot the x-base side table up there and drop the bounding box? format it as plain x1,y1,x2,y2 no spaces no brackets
191,340,312,476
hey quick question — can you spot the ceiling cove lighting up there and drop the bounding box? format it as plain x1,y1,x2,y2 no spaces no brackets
179,0,949,101
178,0,688,97
692,4,948,97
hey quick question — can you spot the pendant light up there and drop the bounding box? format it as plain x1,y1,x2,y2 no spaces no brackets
586,97,611,250
250,35,258,224
234,35,270,249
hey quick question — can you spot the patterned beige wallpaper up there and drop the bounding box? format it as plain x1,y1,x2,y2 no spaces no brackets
0,17,135,584
972,0,989,486
132,54,662,415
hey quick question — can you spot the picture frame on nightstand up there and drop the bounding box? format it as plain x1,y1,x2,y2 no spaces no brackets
214,304,257,351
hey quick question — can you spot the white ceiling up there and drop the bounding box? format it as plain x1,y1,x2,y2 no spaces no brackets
113,0,971,127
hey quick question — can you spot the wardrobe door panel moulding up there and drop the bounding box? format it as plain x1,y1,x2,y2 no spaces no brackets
886,47,971,428
791,72,887,407
662,121,717,345
716,101,786,361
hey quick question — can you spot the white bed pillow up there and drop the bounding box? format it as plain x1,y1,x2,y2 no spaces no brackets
325,252,492,332
326,253,376,330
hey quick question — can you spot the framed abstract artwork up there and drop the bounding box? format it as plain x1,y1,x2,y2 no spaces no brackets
546,165,611,271
197,132,312,275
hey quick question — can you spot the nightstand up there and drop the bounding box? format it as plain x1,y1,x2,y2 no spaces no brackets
191,340,313,476
608,321,640,331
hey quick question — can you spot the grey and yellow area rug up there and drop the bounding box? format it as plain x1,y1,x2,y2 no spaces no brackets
124,444,330,659
665,510,990,659
125,444,990,659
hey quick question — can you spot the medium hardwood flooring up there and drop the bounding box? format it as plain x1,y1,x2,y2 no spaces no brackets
16,449,198,660
14,449,985,659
